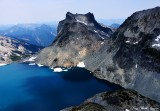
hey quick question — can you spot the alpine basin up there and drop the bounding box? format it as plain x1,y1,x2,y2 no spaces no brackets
0,63,121,111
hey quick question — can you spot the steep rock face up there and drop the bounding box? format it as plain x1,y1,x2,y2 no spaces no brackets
36,7,160,102
96,7,160,102
113,7,160,72
0,36,41,64
62,90,160,111
36,12,113,67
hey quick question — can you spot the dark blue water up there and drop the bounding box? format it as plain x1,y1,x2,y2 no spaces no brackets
0,63,121,111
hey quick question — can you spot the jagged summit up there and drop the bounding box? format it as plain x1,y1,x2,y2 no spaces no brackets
57,12,113,36
65,12,96,24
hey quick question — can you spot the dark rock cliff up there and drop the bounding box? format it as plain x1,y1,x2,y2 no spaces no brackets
36,7,160,103
97,7,160,102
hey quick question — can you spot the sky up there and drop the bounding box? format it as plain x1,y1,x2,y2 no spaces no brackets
0,0,159,24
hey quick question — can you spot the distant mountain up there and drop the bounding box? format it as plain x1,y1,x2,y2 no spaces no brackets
109,23,120,30
0,24,57,46
0,36,42,64
97,19,125,26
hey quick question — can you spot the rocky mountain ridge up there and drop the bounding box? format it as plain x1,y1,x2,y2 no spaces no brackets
0,36,42,65
35,7,160,107
0,24,57,46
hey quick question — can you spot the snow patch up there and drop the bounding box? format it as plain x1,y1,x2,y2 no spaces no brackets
0,63,7,66
53,68,63,72
100,31,105,34
94,30,98,33
152,35,160,48
101,37,105,40
125,40,130,43
77,62,85,68
94,30,105,39
28,56,37,62
18,46,23,50
152,43,160,47
133,41,139,44
125,109,130,111
63,69,68,72
52,67,69,72
29,63,36,65
135,64,137,68
155,35,160,42
101,42,104,44
37,64,44,67
140,107,148,110
76,19,87,25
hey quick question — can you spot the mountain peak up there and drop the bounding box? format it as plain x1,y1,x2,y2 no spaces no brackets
58,12,113,35
65,12,96,24
65,12,75,21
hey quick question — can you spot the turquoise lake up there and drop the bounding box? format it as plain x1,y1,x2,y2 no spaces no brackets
0,63,121,111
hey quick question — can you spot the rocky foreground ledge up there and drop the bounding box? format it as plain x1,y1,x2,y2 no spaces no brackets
61,89,160,111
